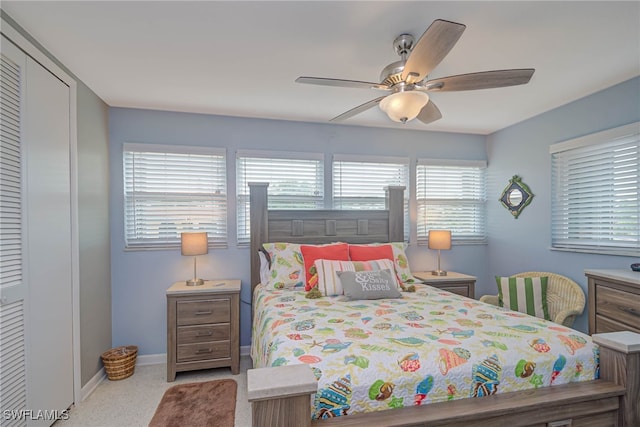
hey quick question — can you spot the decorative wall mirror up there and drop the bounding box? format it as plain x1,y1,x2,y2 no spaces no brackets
499,175,534,219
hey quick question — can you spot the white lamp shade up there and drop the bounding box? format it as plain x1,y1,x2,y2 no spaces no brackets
181,232,208,256
379,91,429,123
428,230,451,250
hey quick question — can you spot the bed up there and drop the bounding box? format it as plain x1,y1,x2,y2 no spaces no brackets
246,183,640,427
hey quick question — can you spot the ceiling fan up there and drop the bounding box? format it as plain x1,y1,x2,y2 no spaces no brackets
296,19,535,125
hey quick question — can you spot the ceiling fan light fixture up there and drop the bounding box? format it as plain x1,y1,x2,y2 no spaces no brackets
379,91,429,123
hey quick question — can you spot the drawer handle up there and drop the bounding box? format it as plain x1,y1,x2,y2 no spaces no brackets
196,331,213,337
196,348,213,354
194,310,213,315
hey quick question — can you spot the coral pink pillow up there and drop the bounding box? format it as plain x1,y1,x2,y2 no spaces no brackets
349,244,394,262
300,243,349,291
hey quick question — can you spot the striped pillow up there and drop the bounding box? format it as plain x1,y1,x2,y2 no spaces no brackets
315,259,399,296
496,276,550,320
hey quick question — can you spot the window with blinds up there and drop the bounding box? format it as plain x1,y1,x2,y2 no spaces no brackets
236,150,324,245
550,122,639,255
333,154,410,240
123,144,227,249
416,159,487,245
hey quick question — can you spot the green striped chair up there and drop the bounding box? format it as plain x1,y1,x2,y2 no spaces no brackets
479,272,585,327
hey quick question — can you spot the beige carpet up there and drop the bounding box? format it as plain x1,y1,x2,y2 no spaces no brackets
148,379,237,427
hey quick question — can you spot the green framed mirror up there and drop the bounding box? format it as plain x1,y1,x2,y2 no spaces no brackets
499,175,534,219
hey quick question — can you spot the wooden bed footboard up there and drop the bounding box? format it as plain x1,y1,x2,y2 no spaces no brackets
248,332,640,427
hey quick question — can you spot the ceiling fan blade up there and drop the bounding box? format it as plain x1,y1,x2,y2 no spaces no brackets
423,69,535,92
330,96,387,122
402,19,466,84
296,77,389,90
416,100,443,125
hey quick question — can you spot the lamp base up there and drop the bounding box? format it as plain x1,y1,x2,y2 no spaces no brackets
431,270,448,276
186,278,204,286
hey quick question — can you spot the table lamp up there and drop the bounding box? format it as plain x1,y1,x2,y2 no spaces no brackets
428,230,451,276
181,232,208,286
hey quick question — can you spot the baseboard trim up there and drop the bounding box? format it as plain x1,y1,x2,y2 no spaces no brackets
80,368,106,402
135,346,250,367
136,353,166,366
79,346,250,401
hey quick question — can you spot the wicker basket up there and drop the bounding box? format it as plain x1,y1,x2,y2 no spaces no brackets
101,345,138,380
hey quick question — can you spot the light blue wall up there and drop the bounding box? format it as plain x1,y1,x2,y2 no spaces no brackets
485,76,640,333
110,76,640,353
108,109,488,353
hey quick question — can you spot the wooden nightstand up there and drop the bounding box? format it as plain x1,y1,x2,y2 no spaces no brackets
413,271,476,298
166,279,241,381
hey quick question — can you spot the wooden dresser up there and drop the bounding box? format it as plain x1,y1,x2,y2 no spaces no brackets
586,269,640,335
166,279,240,381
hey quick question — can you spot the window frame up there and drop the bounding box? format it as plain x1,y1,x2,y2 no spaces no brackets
550,121,640,256
122,143,228,250
332,154,410,241
416,158,488,245
236,149,325,246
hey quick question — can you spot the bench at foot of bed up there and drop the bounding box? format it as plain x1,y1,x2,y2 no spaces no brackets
248,364,318,427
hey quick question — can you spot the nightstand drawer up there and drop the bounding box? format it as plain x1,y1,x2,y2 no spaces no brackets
177,324,230,344
438,285,470,297
413,272,476,300
177,341,230,362
177,299,230,326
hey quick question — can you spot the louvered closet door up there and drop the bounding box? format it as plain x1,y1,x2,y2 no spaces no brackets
0,34,74,427
1,35,28,427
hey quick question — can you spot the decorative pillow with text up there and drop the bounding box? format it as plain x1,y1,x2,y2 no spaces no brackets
338,269,402,300
315,258,399,296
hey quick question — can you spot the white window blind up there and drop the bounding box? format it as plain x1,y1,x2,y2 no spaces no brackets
123,144,227,249
236,150,324,245
416,159,487,244
333,154,409,241
550,122,640,255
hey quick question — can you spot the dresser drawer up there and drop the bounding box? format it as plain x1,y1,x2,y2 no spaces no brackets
177,341,230,363
595,286,640,329
177,299,230,326
595,314,640,334
177,324,230,344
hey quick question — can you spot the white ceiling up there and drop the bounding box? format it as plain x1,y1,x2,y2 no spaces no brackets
3,1,639,135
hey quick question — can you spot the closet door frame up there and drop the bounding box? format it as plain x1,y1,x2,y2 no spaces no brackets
1,17,81,405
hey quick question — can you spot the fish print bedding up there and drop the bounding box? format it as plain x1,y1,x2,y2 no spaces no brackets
251,283,598,420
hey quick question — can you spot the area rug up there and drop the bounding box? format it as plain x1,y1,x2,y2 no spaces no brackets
148,379,237,427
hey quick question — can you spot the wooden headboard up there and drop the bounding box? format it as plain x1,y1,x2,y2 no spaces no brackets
249,182,405,295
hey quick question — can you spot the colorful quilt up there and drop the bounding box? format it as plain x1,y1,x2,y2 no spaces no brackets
251,284,598,420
